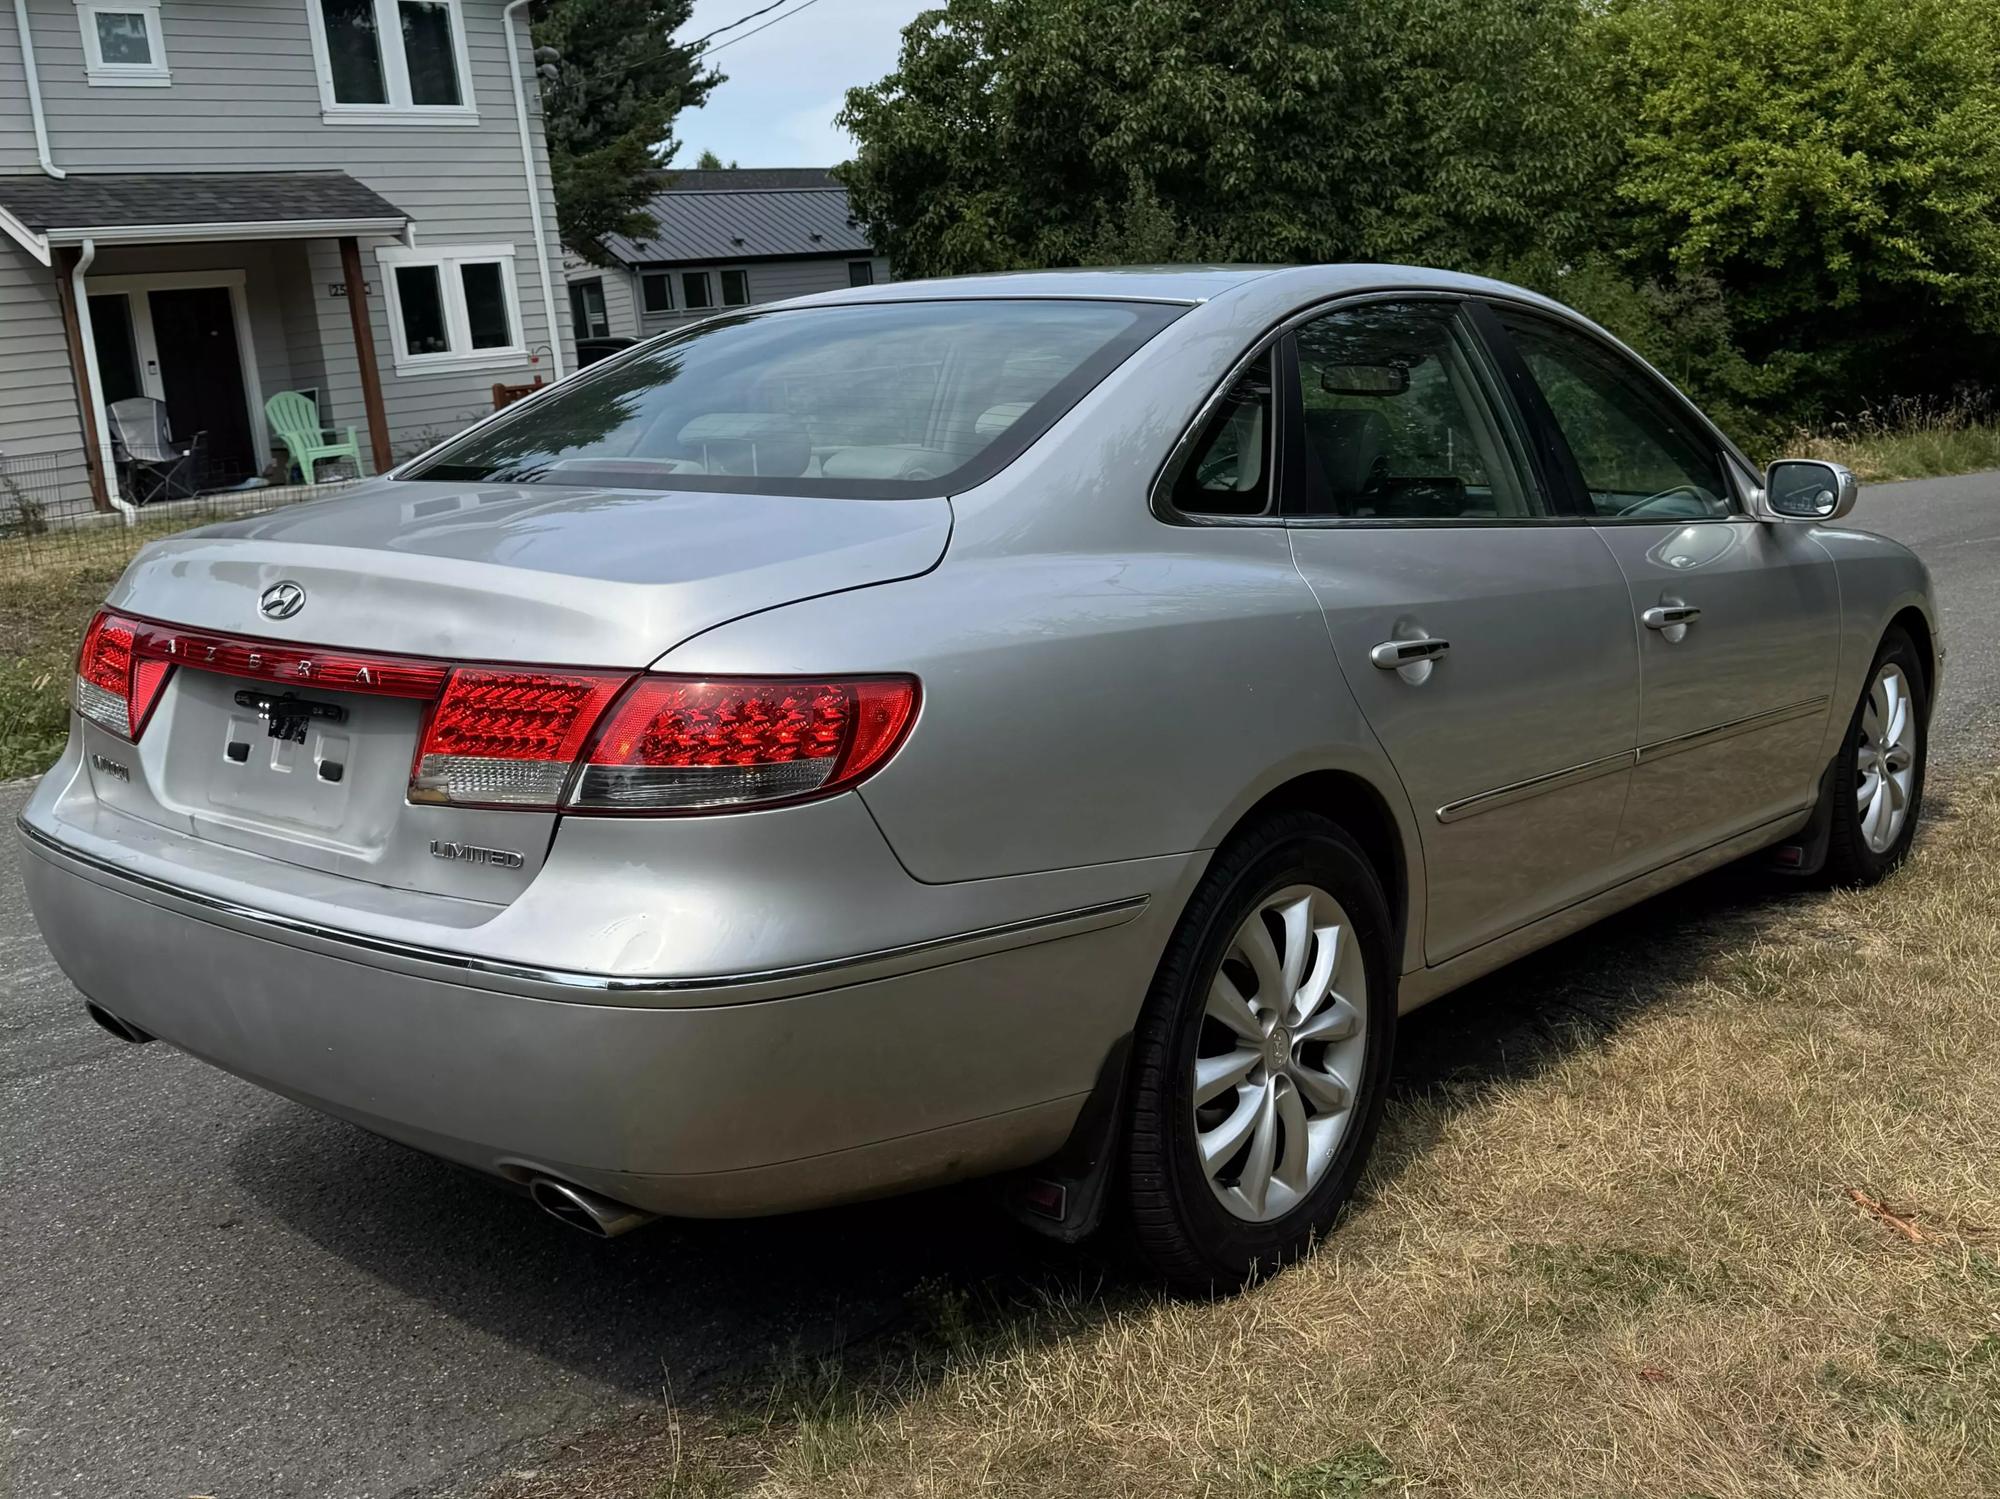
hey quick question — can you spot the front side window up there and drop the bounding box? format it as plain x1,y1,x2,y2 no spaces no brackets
1169,353,1273,517
570,279,610,340
1499,312,1731,520
406,299,1180,497
1289,301,1541,520
78,0,168,84
375,245,522,371
640,273,673,315
313,0,470,117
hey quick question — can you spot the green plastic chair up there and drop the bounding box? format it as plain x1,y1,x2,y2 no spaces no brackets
265,391,362,484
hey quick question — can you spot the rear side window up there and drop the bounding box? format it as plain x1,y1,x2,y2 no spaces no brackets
1498,313,1732,520
1288,301,1543,520
1170,352,1275,516
406,299,1180,499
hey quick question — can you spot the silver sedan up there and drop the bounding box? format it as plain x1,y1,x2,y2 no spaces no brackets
18,266,1939,1288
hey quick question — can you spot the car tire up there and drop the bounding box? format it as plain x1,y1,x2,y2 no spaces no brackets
1124,812,1396,1292
1822,628,1928,886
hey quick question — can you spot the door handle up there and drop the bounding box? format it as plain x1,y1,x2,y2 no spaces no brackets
1370,637,1450,670
1641,604,1702,630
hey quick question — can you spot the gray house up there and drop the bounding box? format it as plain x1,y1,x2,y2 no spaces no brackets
563,168,888,346
0,0,572,511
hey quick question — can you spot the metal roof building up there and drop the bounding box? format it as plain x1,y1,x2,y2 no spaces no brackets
563,167,889,346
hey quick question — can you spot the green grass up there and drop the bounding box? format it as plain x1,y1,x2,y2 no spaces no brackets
0,529,152,780
1790,398,2000,482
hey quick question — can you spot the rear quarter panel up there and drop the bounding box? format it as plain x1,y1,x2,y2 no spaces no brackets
662,288,1428,970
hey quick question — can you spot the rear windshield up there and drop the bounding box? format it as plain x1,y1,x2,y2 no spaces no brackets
404,298,1182,498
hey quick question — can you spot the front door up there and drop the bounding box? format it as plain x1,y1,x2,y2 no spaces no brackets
1281,299,1642,964
1489,308,1842,873
148,286,255,484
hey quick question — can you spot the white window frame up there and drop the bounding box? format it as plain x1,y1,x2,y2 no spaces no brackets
305,0,477,126
848,260,875,288
717,266,751,308
77,0,169,86
639,271,674,316
569,277,610,340
375,244,527,376
679,269,714,313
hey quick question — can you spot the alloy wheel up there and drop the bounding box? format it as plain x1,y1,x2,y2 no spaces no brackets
1856,662,1918,854
1193,884,1368,1223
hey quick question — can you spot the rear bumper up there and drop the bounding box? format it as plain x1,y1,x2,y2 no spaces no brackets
18,757,1195,1217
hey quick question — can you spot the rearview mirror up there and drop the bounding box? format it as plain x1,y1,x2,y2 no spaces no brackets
1319,363,1410,397
1761,458,1858,523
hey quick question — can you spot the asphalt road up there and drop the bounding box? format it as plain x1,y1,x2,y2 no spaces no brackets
2,471,1995,1499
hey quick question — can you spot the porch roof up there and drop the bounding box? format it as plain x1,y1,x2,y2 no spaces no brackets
0,171,409,266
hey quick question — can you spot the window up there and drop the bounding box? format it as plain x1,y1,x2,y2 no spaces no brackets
77,0,168,84
570,279,610,340
309,0,473,122
1288,301,1541,520
1499,312,1731,520
1170,352,1274,517
640,273,674,315
719,269,750,307
681,271,713,311
848,261,875,288
404,298,1180,498
374,245,524,373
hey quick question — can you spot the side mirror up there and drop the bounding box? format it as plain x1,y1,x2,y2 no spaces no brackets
1760,458,1858,523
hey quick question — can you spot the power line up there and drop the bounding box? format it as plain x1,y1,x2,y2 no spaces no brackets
683,0,792,51
705,0,825,54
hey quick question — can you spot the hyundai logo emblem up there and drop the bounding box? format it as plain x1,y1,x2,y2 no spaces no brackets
259,581,307,620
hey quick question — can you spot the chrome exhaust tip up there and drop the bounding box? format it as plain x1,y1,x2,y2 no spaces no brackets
528,1176,657,1239
84,1002,154,1044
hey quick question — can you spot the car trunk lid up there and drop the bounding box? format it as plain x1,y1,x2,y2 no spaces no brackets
87,480,949,900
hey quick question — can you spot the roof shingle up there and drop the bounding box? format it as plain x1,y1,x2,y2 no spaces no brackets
0,171,406,234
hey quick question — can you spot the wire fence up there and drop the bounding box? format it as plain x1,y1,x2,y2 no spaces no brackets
0,448,361,589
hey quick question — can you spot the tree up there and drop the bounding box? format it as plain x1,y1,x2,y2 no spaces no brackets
694,149,740,169
836,0,1617,281
533,0,721,264
1597,0,2000,420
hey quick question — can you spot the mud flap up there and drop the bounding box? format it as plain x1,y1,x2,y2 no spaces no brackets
998,1035,1131,1244
1767,756,1839,877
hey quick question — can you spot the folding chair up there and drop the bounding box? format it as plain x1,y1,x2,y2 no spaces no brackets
107,398,207,505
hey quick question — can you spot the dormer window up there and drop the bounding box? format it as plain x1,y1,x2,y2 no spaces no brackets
78,0,169,86
307,0,476,124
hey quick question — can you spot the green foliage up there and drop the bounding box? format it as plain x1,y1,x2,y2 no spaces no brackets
837,0,1617,278
533,0,719,264
837,0,2000,435
1597,0,2000,420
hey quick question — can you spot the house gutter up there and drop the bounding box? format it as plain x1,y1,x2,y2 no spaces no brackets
69,240,136,523
501,0,564,381
14,0,66,178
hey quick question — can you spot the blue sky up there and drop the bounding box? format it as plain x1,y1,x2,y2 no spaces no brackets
675,0,930,168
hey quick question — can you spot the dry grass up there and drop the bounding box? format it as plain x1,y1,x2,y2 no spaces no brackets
1791,395,2000,483
483,771,2000,1499
0,530,146,779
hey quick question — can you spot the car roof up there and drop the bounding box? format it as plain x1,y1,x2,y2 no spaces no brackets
781,263,1561,309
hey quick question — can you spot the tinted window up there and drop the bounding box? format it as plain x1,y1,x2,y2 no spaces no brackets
1171,353,1274,516
407,299,1178,498
1500,313,1731,519
1289,301,1541,520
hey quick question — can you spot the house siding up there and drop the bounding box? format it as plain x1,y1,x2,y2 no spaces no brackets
633,254,892,338
0,246,83,469
0,0,572,488
564,256,640,342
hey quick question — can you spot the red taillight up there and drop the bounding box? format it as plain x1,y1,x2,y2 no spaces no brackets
72,610,916,815
567,676,918,813
411,669,630,808
76,611,170,739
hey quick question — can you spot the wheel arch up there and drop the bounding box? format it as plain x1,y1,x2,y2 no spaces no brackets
1217,768,1417,973
1886,604,1938,708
